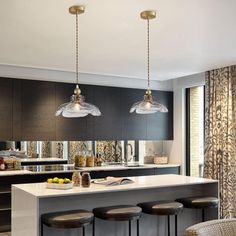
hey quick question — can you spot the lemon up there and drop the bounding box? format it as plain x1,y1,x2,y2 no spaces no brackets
47,178,53,183
52,177,59,183
58,179,64,184
64,178,71,184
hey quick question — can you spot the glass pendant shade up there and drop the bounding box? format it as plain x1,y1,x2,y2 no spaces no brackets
55,94,101,118
130,10,168,115
130,89,168,114
55,5,101,118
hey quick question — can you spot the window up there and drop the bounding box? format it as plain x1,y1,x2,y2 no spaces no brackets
186,86,204,177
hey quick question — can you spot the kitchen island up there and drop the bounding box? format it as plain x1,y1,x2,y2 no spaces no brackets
12,174,218,236
0,164,180,232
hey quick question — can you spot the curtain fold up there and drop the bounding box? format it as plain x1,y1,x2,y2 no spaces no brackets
204,65,236,218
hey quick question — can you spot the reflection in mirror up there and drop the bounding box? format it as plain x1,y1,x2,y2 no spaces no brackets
0,140,173,165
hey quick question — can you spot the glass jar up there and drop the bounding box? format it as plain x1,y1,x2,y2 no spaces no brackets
72,171,81,186
75,151,86,167
81,172,91,187
86,150,94,167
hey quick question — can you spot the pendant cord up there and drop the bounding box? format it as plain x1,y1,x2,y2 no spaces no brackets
76,12,79,85
147,19,150,90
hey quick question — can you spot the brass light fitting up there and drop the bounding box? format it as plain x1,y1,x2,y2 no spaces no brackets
55,5,101,118
129,10,168,114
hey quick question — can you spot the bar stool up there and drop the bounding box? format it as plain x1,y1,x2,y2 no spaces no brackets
138,201,183,236
41,209,94,236
93,205,142,236
176,197,219,222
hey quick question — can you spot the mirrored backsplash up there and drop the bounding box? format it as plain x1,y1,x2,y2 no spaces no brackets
0,141,172,164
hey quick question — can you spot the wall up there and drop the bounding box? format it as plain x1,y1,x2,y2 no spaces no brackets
167,73,205,174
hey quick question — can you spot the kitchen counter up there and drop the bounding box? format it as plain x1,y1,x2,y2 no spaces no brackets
0,170,32,176
0,163,180,175
20,157,67,166
12,175,218,236
20,158,66,162
79,163,180,172
13,174,217,198
22,163,180,174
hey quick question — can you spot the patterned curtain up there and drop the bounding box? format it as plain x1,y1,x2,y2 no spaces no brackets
204,65,236,218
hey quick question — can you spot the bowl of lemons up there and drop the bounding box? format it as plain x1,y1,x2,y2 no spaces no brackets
46,177,73,189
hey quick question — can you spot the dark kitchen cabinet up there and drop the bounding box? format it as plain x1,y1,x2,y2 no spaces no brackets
91,86,123,140
14,80,56,140
0,78,13,140
155,166,180,175
146,90,173,140
0,77,173,140
121,88,147,140
89,168,156,179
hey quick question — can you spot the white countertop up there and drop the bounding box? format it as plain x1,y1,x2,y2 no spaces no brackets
13,174,218,198
77,163,180,172
0,163,180,175
0,170,32,176
20,158,67,162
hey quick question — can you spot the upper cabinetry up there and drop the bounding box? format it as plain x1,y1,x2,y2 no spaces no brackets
0,78,13,140
15,79,56,140
0,77,173,141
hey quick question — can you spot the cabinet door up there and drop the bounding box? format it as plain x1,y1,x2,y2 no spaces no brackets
55,83,90,140
146,91,173,140
92,85,123,140
0,78,13,140
155,167,180,175
19,80,56,140
121,88,147,140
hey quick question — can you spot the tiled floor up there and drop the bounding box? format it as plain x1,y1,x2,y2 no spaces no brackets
0,232,11,236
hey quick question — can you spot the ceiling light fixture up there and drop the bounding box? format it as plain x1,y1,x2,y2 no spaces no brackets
55,5,101,118
130,10,168,114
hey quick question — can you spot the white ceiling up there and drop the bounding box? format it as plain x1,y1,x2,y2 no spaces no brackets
0,0,236,82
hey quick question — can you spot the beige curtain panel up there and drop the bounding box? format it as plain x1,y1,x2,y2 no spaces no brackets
204,65,236,218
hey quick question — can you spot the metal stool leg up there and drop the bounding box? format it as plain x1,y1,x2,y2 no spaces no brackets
92,219,95,236
129,220,132,236
202,209,205,222
175,215,177,236
137,219,139,236
82,226,85,236
41,222,43,236
167,215,170,236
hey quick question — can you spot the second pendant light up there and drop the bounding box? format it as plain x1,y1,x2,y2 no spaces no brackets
130,10,168,114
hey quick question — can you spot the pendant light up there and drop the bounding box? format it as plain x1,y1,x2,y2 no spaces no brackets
55,5,101,118
130,10,168,114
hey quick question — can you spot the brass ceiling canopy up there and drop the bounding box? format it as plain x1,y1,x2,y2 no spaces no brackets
69,5,85,15
140,10,156,20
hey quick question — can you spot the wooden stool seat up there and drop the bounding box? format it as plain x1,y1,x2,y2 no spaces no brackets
176,197,219,209
138,201,183,236
176,196,219,222
41,209,94,236
93,205,142,236
138,201,183,215
93,205,142,221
